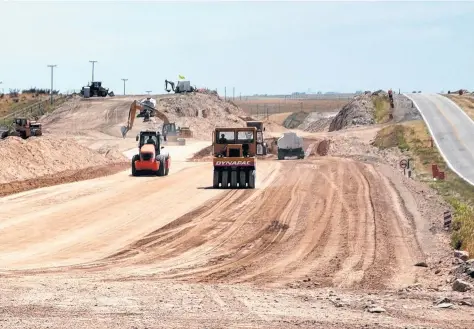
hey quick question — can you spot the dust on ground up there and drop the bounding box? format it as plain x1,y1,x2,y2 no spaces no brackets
0,135,128,185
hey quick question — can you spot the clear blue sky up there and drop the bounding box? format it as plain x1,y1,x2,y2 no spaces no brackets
1,1,473,95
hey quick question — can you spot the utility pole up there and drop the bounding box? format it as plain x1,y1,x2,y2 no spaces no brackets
121,78,128,95
224,87,227,101
89,60,98,82
47,64,57,105
146,90,152,95
0,81,3,94
233,87,235,101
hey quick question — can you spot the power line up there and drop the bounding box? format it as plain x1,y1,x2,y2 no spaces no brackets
89,60,98,82
121,78,128,95
47,65,57,105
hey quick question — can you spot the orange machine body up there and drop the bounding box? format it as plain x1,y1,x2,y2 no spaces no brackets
134,144,160,171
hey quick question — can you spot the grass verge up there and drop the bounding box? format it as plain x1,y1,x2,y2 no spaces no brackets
373,121,474,254
445,94,474,121
372,95,392,123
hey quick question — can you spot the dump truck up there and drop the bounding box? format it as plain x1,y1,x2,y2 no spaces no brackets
245,120,267,155
131,130,171,176
277,132,305,160
212,127,257,189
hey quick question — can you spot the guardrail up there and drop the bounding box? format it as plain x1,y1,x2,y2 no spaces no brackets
0,95,69,126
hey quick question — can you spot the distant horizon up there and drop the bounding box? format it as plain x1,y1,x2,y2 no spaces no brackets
1,87,459,99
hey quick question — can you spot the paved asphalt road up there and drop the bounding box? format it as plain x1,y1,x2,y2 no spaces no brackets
404,93,474,186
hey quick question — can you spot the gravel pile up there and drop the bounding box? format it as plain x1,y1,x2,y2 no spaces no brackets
328,94,375,132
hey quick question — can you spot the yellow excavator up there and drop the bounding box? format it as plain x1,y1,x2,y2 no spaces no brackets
120,100,192,145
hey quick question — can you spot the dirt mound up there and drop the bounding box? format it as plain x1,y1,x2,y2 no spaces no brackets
0,163,129,197
189,145,213,162
329,94,375,131
298,112,338,132
282,111,309,128
157,93,247,139
0,136,128,184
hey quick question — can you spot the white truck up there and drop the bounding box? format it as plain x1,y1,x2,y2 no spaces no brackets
277,132,305,160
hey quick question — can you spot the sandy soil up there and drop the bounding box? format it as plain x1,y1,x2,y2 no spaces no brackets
0,135,127,184
1,93,472,328
0,155,471,328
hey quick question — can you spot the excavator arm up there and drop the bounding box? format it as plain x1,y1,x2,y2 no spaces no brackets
164,79,175,93
121,100,171,138
121,100,141,138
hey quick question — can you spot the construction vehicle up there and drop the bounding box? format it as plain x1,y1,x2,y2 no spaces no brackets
162,123,192,144
245,120,267,155
131,129,170,176
136,97,157,121
121,100,192,145
0,125,9,139
212,127,257,189
80,81,114,98
277,132,305,160
164,79,196,93
4,118,43,139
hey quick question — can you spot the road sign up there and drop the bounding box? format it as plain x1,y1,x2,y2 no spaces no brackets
399,159,408,169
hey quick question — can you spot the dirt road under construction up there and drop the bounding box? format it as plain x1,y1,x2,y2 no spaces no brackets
1,96,472,328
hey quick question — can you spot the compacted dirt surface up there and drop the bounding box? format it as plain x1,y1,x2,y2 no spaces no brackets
1,95,473,328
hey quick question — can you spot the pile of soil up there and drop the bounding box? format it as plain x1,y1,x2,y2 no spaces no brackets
190,145,213,162
282,111,309,129
298,112,338,132
329,94,375,131
157,93,248,139
0,136,128,184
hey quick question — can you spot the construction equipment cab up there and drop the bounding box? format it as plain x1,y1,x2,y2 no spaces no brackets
212,127,257,189
131,130,170,177
245,120,267,155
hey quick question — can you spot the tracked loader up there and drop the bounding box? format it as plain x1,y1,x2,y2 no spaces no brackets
212,127,257,189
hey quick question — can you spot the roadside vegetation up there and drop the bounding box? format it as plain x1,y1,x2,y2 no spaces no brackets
373,102,474,255
372,94,392,123
0,88,59,118
446,94,474,121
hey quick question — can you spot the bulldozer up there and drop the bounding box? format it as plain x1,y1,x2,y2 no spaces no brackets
212,127,257,189
131,130,171,177
164,79,196,93
4,118,43,139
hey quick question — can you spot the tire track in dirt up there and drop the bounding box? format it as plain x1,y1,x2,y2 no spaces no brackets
4,157,426,291
356,163,423,289
85,157,424,290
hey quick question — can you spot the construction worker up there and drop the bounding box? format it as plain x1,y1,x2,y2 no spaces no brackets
146,135,156,146
218,133,228,144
